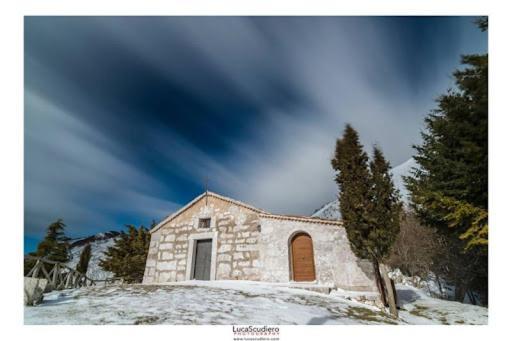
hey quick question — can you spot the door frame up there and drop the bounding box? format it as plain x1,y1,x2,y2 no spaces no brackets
192,239,213,280
288,231,317,282
186,232,218,280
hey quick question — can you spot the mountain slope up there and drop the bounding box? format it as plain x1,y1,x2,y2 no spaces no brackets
311,200,341,220
390,158,417,201
312,158,417,220
66,231,120,280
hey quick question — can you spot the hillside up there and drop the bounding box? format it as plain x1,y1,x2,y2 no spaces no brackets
66,231,120,280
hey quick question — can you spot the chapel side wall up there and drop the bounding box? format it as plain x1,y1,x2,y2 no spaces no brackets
144,196,262,284
142,230,161,284
259,218,377,291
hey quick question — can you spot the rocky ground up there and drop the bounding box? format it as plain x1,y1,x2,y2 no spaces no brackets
24,280,487,325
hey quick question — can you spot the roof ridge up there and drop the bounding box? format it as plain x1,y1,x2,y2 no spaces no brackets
149,191,343,234
259,213,344,226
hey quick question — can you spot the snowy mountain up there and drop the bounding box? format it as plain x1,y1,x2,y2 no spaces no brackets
66,231,121,280
312,158,417,220
390,158,418,201
311,200,341,220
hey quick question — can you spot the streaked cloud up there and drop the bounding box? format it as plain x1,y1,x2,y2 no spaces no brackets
24,16,487,243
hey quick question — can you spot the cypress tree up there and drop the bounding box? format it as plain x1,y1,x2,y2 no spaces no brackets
368,146,401,262
332,127,402,306
331,125,386,303
368,147,402,313
331,125,373,261
76,243,92,275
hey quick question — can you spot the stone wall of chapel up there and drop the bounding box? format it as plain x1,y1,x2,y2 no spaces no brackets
142,195,261,284
258,217,377,291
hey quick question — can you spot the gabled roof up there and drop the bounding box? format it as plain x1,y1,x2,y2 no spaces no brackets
149,191,267,233
150,191,344,233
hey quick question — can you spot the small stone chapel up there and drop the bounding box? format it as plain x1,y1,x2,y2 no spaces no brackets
143,191,376,292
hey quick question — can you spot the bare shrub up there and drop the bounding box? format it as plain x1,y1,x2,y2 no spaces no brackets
387,210,487,305
387,211,440,278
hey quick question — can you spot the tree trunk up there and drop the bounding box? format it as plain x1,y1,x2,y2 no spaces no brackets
455,280,467,302
391,279,398,307
435,274,444,298
380,264,399,318
373,259,388,307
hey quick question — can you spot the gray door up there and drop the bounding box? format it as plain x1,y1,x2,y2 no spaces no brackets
193,239,212,280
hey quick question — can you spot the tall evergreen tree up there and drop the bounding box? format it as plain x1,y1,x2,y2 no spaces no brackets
99,224,151,283
331,125,385,302
76,243,92,275
24,219,70,275
368,147,402,262
332,126,402,306
35,219,70,263
331,125,373,259
405,19,488,304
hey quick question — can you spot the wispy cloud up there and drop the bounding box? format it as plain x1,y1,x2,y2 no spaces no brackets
25,90,180,236
25,17,487,239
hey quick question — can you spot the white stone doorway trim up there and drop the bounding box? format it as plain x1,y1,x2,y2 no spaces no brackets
186,231,218,280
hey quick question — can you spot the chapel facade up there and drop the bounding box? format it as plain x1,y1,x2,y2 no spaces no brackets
142,191,376,291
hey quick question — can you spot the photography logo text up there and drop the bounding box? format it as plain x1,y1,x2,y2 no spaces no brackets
232,325,280,341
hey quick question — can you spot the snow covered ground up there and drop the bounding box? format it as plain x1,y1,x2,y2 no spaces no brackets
394,284,487,324
24,280,487,325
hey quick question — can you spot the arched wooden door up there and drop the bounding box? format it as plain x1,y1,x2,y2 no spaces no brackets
291,232,316,281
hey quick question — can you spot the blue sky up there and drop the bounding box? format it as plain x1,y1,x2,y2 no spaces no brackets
24,16,487,253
